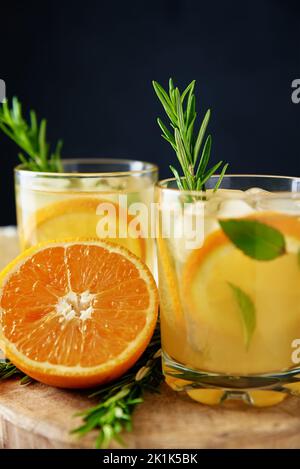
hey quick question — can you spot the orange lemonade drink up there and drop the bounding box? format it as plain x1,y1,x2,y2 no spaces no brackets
15,159,158,273
157,175,300,406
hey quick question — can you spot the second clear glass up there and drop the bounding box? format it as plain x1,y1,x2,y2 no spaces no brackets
15,158,158,273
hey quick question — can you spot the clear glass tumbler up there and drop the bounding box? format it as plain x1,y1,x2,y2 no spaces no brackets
15,158,158,273
156,175,300,406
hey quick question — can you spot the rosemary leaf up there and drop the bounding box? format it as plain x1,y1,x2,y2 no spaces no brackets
175,88,185,136
201,160,223,185
186,94,196,132
72,324,163,449
0,359,32,384
196,134,212,178
181,79,195,104
194,108,211,164
152,82,177,123
214,163,229,192
170,165,184,190
157,118,175,146
169,78,175,105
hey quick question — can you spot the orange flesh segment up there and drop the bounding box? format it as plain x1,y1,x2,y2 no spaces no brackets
1,244,151,368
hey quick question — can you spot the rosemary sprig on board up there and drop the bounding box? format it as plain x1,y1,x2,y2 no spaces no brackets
0,359,32,385
0,97,63,172
0,326,162,448
0,327,162,448
152,78,228,191
72,324,162,448
0,94,164,449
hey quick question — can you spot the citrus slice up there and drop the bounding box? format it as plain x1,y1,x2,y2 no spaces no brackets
157,235,183,324
0,240,158,388
156,233,187,360
182,212,300,375
21,198,146,262
186,389,286,406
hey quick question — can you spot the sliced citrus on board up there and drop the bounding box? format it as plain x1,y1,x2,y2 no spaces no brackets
0,240,158,388
181,212,300,375
21,197,146,262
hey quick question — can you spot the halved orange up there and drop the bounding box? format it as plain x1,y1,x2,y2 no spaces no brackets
0,240,158,388
21,197,146,262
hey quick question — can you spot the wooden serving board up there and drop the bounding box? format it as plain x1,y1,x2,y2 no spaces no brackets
2,228,300,449
2,379,300,449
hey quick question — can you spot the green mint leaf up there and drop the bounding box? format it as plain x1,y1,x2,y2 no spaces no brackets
228,282,256,348
219,218,286,261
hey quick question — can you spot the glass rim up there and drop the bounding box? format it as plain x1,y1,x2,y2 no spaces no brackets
157,174,300,195
14,158,159,178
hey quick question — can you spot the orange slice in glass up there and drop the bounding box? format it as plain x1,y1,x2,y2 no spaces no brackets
21,198,146,262
182,212,300,375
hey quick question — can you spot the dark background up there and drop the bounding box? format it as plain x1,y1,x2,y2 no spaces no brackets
1,0,299,226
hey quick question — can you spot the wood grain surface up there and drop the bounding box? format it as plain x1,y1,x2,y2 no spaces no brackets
2,378,300,449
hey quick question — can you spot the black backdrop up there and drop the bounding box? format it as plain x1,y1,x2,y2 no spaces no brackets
1,0,300,226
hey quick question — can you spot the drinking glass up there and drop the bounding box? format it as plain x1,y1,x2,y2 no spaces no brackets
156,175,300,406
15,159,158,272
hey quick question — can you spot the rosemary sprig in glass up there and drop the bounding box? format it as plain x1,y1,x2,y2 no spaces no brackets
0,97,63,172
152,78,228,191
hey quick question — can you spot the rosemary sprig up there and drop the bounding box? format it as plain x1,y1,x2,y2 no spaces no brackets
0,359,32,384
0,96,163,449
72,324,163,448
0,327,162,448
0,97,63,172
152,78,228,191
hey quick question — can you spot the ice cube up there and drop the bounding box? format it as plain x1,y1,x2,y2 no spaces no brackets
161,189,256,263
218,199,255,219
256,196,300,215
165,202,219,263
245,187,267,195
212,188,246,199
32,177,71,191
